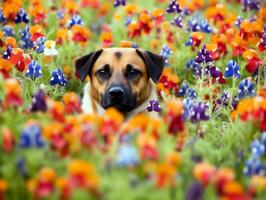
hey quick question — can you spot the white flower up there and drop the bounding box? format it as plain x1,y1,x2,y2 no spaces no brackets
44,40,58,56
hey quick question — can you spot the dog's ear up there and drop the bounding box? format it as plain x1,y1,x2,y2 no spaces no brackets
75,49,103,81
136,49,165,83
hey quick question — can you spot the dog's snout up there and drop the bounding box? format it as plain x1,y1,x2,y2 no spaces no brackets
108,87,125,98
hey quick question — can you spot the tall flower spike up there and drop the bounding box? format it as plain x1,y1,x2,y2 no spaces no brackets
171,14,183,28
29,89,47,112
190,102,210,122
50,68,68,86
195,45,213,64
15,8,29,24
238,78,255,99
25,60,42,80
224,60,240,79
166,0,182,13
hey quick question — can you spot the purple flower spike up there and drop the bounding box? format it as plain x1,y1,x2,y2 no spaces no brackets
171,14,183,28
114,0,126,7
166,0,182,13
147,100,161,112
195,45,213,64
190,102,210,122
29,89,47,112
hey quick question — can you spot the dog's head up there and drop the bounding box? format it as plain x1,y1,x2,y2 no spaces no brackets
75,48,164,114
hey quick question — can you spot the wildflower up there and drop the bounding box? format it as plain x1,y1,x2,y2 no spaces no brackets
153,8,164,25
3,25,14,36
50,68,68,86
238,78,255,99
25,60,42,80
224,60,240,79
258,33,266,52
69,14,84,27
186,182,204,200
35,37,46,53
114,0,126,7
44,40,58,56
0,9,6,23
9,48,31,72
251,140,265,157
171,14,183,28
234,16,244,27
100,32,113,47
242,0,261,11
194,45,213,64
193,162,216,186
29,25,44,42
160,44,172,66
243,49,263,74
16,157,27,178
2,127,15,153
178,83,189,97
166,0,182,13
185,32,205,49
19,123,45,148
71,25,91,44
157,68,179,96
63,92,82,114
216,91,230,107
4,78,23,107
190,102,210,122
243,157,265,176
29,89,47,112
48,101,65,122
19,26,34,49
147,100,161,112
116,144,139,167
199,18,212,33
14,8,29,23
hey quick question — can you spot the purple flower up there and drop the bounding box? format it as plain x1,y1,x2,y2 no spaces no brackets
199,19,212,33
171,14,183,28
186,17,200,32
242,0,261,11
124,17,132,26
16,157,28,178
178,83,189,97
114,0,126,7
261,33,266,47
147,100,161,112
224,60,240,79
3,46,13,60
234,16,244,27
238,78,255,99
186,59,201,73
195,45,213,64
19,124,45,148
50,68,68,86
216,91,230,107
190,102,210,122
25,60,42,80
29,89,47,112
166,0,182,13
69,14,84,27
14,8,29,24
186,182,204,200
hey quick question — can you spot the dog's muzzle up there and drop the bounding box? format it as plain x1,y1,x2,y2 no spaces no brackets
101,84,136,113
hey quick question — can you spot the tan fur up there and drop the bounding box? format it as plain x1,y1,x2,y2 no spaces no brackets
82,47,158,117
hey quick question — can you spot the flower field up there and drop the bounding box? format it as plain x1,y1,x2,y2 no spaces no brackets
0,0,266,199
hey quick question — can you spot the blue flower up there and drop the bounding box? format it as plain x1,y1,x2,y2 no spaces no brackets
3,25,14,36
124,17,132,26
166,0,182,13
14,8,29,24
19,26,34,49
224,60,240,79
251,140,265,157
238,78,255,99
114,0,126,7
16,157,28,178
186,59,201,73
242,0,261,11
261,132,266,148
116,144,139,167
57,9,65,19
199,19,212,33
178,83,189,97
186,88,197,99
0,9,6,23
25,60,42,80
160,45,172,66
171,14,183,28
185,37,193,46
3,46,13,59
35,37,46,53
243,157,265,176
183,97,193,120
186,16,200,32
216,91,230,106
19,124,45,148
69,14,84,27
50,68,68,86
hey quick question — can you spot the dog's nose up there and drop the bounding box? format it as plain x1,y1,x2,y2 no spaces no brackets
108,87,125,98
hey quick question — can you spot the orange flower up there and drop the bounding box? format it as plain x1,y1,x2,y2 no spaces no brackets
193,162,216,186
0,58,13,72
42,122,64,139
38,167,56,183
100,32,113,47
166,151,181,167
242,49,259,61
124,4,138,15
71,25,92,44
0,179,8,192
29,24,44,41
155,163,176,188
222,181,244,196
5,37,16,48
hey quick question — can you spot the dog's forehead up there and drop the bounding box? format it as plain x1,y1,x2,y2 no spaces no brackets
93,48,145,69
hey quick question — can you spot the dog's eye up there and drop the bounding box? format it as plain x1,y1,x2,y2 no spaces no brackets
96,69,111,79
126,68,141,79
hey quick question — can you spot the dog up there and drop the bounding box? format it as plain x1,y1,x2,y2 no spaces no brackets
75,47,165,118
